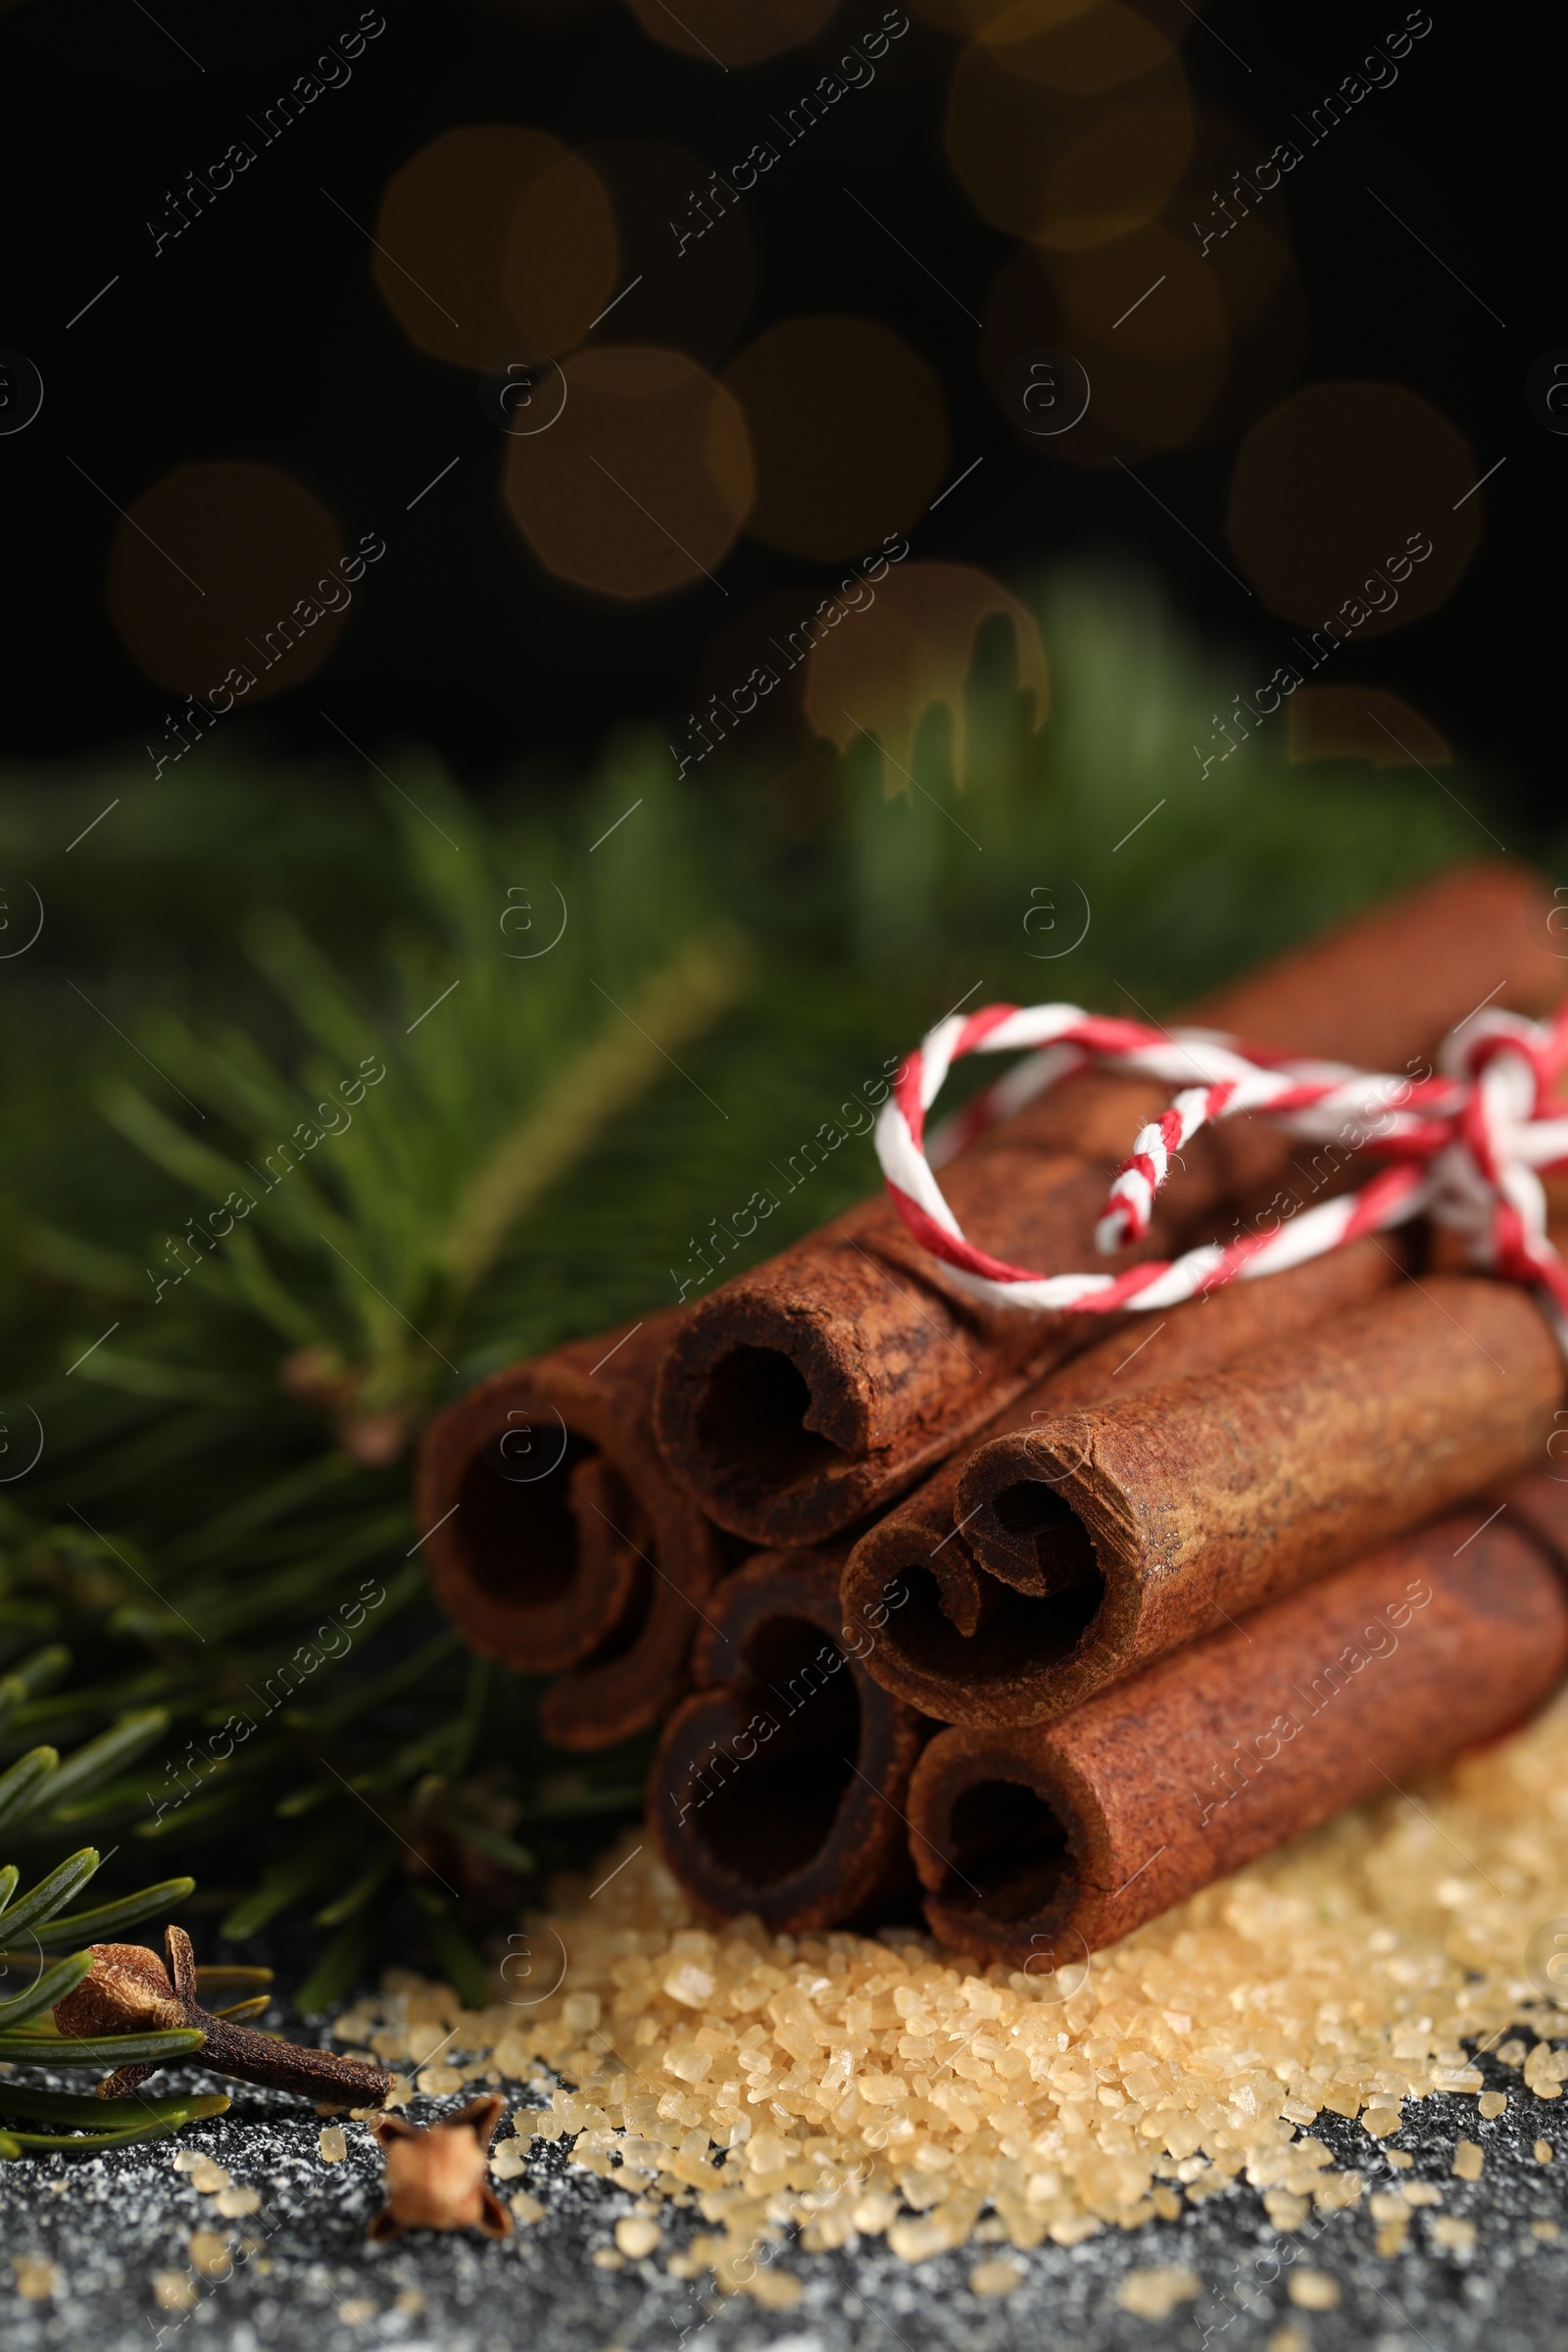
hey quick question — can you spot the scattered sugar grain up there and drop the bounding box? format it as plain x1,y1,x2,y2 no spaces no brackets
417,2065,466,2094
346,1697,1568,2297
337,2299,377,2327
969,2259,1023,2297
1267,2328,1310,2352
1535,2139,1554,2163
511,2192,546,2224
11,2258,58,2302
1431,2216,1477,2253
318,2127,348,2163
1453,2140,1484,2180
740,2267,802,2309
490,2137,530,2180
187,2231,230,2278
614,2217,662,2258
395,2288,426,2316
1531,2219,1559,2240
1117,2267,1200,2320
1288,2270,1340,2310
592,2248,623,2270
152,2273,196,2312
1478,2091,1507,2120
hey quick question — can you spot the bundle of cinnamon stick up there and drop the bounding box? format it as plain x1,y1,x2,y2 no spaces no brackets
418,861,1568,1964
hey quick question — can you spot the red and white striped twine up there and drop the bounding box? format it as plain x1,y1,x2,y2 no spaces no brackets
874,999,1568,1341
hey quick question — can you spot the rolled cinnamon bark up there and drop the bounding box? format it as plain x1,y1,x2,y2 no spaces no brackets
649,1546,927,1931
907,1509,1568,1968
654,863,1565,1545
839,1234,1402,1717
945,1275,1563,1726
415,1313,729,1748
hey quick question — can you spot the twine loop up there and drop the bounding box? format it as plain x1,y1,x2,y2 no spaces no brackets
874,999,1568,1336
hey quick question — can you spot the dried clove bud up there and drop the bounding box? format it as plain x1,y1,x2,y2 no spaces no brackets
53,1925,391,2107
368,2094,510,2240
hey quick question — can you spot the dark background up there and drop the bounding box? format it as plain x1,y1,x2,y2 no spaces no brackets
0,0,1557,816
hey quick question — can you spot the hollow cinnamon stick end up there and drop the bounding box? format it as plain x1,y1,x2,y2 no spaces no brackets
652,1287,881,1544
841,1508,1119,1730
651,1546,925,1933
953,1424,1103,1599
906,1733,1108,1973
414,1369,608,1674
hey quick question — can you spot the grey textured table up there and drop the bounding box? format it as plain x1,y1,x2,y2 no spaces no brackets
2,2030,1565,2352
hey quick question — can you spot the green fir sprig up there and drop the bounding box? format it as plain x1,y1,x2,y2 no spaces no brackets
0,1842,228,2155
0,569,1531,1979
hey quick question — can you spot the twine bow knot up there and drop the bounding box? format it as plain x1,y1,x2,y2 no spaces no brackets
874,999,1568,1340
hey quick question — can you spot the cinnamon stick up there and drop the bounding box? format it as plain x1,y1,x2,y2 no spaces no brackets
649,1545,926,1931
653,863,1566,1545
839,1234,1402,1719
947,1274,1563,1725
907,1507,1568,1968
416,1313,729,1748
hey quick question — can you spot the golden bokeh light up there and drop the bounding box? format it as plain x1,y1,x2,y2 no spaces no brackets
373,126,617,369
1177,114,1294,334
723,317,948,563
503,345,753,600
1038,84,1194,249
1141,110,1304,450
1227,383,1481,633
947,32,1192,249
984,0,1172,94
106,461,350,701
471,0,612,20
910,0,1194,32
1058,220,1226,361
802,561,1049,771
504,146,621,358
982,244,1224,463
583,141,756,365
622,0,837,67
1287,686,1452,767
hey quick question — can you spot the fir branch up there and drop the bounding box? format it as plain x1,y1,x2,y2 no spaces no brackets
0,1846,218,2150
439,924,752,1299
